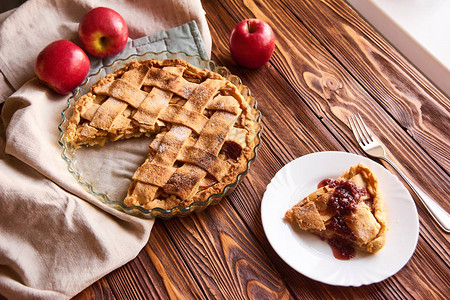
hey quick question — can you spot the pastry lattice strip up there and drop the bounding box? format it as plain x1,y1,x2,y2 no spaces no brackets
67,59,251,210
125,78,238,208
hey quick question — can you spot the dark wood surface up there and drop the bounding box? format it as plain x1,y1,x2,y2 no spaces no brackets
69,0,448,299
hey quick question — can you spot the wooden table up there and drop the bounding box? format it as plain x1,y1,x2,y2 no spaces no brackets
75,0,449,298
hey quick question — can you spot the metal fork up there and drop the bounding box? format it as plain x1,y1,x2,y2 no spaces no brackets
348,113,450,233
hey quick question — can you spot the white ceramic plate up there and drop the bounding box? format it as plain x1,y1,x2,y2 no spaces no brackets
261,151,419,286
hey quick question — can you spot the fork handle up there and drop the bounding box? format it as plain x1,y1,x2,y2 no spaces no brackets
381,156,450,233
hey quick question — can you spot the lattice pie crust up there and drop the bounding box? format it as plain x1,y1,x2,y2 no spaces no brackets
65,59,260,210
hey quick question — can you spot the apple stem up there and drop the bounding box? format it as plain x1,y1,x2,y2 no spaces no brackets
247,20,254,33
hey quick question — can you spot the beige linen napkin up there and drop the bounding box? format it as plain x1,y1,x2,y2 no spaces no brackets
0,1,211,299
0,0,211,102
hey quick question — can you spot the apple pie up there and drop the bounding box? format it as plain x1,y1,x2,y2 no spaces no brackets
65,58,260,211
285,163,388,259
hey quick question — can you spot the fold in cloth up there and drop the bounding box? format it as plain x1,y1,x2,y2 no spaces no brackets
0,0,212,103
0,1,211,299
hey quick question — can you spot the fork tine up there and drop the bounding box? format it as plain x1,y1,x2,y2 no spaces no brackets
348,114,365,145
348,115,356,139
354,113,373,143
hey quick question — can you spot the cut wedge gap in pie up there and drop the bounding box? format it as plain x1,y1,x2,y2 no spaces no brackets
285,163,388,260
65,58,260,212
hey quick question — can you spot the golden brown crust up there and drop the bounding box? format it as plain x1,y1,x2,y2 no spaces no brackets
341,163,388,253
65,58,259,211
285,163,388,254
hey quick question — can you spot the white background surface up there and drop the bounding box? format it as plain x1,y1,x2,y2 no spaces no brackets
346,0,450,97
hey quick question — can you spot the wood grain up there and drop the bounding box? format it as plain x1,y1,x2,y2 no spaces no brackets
285,0,450,172
157,202,291,299
213,0,449,206
204,0,450,298
63,0,450,299
73,278,115,300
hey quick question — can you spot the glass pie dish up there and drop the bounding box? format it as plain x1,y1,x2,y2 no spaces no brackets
58,51,262,219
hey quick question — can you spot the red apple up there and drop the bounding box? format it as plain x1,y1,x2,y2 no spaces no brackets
78,7,128,58
35,40,90,95
229,19,275,68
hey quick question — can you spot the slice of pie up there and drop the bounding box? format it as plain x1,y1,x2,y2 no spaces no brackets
65,58,260,211
285,163,388,259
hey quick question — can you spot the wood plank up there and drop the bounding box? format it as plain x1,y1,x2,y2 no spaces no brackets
73,278,115,300
284,0,450,172
158,202,291,299
204,0,450,298
214,1,450,199
105,262,158,299
97,203,294,299
102,222,207,299
210,0,449,220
